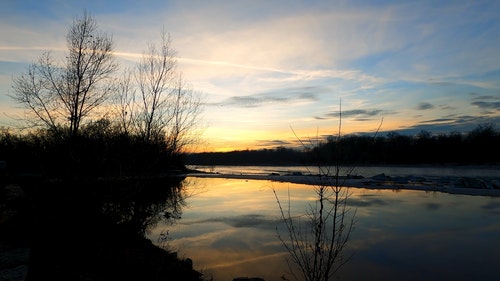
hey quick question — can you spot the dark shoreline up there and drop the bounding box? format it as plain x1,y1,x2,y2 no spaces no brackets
0,175,203,281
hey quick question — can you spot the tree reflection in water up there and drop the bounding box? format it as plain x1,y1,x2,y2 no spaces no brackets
24,176,202,281
101,178,186,236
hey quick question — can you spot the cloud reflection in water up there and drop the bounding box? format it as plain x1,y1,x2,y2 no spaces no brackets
148,177,500,281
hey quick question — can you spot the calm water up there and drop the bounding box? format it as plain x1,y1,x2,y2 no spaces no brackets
148,168,500,281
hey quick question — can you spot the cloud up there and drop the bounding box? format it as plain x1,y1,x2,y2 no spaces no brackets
417,102,434,110
418,112,500,127
439,104,456,110
211,87,319,108
342,109,384,117
471,101,500,111
418,118,456,124
396,114,500,135
470,93,500,111
254,140,295,148
315,109,390,121
471,94,500,101
178,57,289,75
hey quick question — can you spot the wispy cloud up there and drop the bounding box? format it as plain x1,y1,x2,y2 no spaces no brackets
178,57,289,75
254,139,297,148
468,94,500,112
211,87,319,108
418,118,457,124
398,114,500,135
471,94,500,101
417,102,435,110
471,101,500,111
315,109,391,121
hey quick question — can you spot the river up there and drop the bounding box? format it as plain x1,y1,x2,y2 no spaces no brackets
148,165,499,281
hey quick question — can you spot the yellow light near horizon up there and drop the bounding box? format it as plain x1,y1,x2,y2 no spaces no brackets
192,117,422,152
193,126,298,152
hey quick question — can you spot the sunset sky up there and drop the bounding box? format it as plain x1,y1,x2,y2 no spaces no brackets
1,0,499,151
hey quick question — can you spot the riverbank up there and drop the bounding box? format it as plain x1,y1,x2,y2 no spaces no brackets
0,176,203,281
187,171,500,197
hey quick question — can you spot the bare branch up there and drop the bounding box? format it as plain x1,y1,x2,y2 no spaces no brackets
276,99,356,281
134,30,177,141
11,11,117,137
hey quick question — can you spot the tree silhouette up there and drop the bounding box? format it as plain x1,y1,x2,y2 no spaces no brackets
274,104,356,281
12,11,117,138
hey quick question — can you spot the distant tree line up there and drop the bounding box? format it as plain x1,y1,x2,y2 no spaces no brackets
185,124,500,166
185,146,308,166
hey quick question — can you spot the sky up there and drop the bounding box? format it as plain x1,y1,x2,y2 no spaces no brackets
1,0,499,152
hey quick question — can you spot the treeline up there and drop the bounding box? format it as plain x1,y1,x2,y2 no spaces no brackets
0,121,186,180
185,146,308,166
185,124,500,166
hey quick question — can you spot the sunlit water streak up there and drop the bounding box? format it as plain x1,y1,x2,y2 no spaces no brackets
148,176,500,281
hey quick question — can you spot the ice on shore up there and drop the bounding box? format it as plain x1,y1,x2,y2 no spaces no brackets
188,171,500,197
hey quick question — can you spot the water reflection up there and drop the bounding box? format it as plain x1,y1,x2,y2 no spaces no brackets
22,177,201,281
100,179,187,235
150,177,500,281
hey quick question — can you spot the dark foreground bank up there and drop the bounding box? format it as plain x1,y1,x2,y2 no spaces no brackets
0,176,203,281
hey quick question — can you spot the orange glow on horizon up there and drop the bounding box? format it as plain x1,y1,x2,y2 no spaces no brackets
189,117,410,152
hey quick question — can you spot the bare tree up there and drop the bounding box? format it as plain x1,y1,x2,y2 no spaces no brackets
11,56,60,133
11,11,117,137
274,160,355,281
166,74,203,154
274,103,356,281
114,29,203,152
134,30,177,142
114,68,136,135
